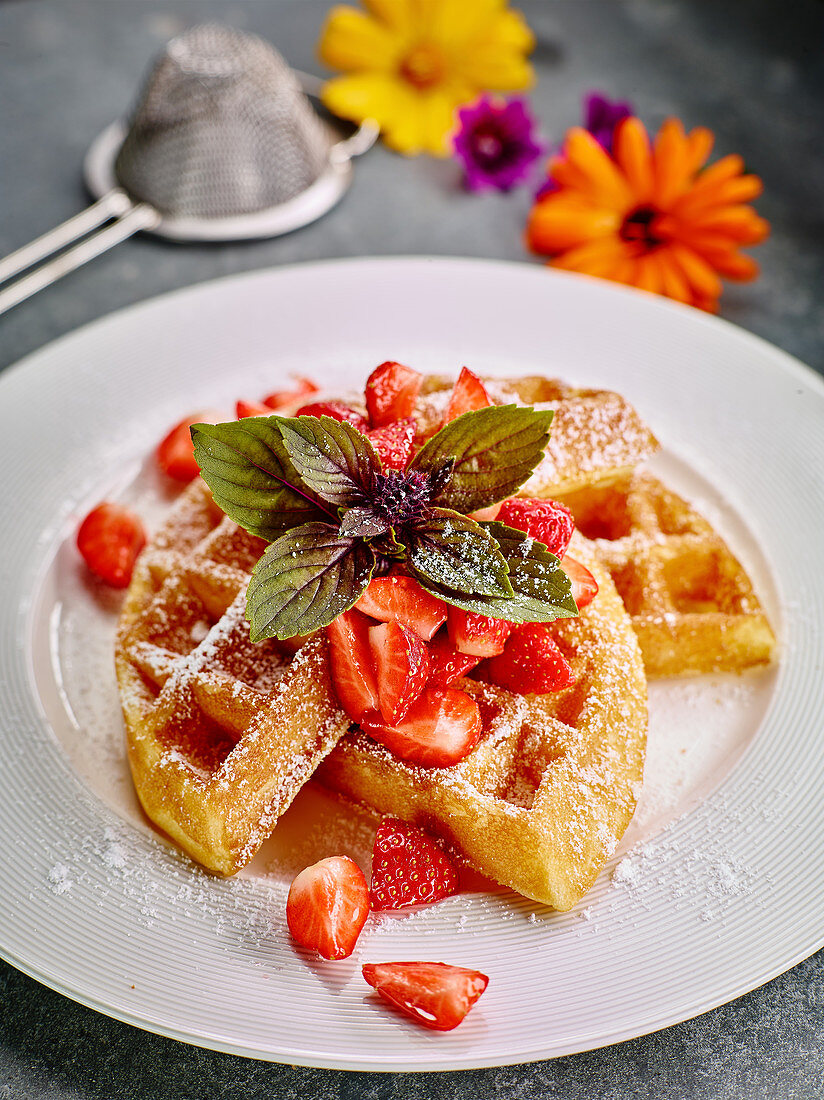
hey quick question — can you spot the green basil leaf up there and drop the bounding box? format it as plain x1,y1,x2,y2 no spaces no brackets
275,415,378,508
410,405,555,513
246,522,375,641
404,507,513,598
192,419,332,541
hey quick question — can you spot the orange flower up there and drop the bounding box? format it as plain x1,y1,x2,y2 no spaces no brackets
526,117,769,311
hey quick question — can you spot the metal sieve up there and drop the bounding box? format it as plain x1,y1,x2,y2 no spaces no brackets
0,24,377,315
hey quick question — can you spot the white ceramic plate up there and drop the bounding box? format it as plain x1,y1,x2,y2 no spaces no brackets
1,258,822,1070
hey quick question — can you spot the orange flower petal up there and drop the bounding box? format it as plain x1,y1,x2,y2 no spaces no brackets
563,128,634,210
613,117,654,201
685,126,714,173
656,251,693,304
652,118,692,208
686,206,770,244
633,253,664,295
527,196,619,255
549,236,633,277
667,243,724,303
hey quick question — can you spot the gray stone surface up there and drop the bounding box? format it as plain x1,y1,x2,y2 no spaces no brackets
1,1,822,1096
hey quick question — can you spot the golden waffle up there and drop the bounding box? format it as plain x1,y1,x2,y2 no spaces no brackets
557,470,777,677
318,535,648,911
115,479,352,875
415,374,660,496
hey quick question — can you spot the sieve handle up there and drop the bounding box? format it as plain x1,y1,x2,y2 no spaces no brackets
0,197,160,317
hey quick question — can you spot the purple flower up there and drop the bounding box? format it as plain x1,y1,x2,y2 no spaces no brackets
584,92,634,154
453,96,544,192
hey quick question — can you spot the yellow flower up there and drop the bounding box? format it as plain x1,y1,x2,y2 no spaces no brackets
318,0,535,156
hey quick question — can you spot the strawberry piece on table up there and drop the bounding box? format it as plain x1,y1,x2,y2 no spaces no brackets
286,855,370,960
427,631,482,687
367,418,417,470
355,575,447,641
485,623,575,695
497,497,575,558
365,361,423,427
370,817,459,910
327,610,380,722
443,366,491,424
362,961,489,1031
76,502,147,588
263,376,319,409
235,398,272,419
369,621,431,725
447,607,512,658
561,555,599,609
296,400,370,433
156,409,223,482
359,686,482,768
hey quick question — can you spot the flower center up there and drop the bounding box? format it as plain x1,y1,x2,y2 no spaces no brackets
620,204,667,249
472,128,506,164
400,44,444,89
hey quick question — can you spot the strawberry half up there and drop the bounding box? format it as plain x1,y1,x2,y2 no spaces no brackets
443,366,491,425
156,408,223,482
355,575,447,641
561,555,599,609
485,623,575,695
427,631,482,687
359,687,482,768
286,855,370,960
362,961,489,1031
263,376,319,409
370,817,459,909
236,398,271,419
296,400,370,433
365,361,423,427
367,418,416,470
76,502,147,588
447,607,512,658
327,610,380,722
497,497,575,558
369,621,430,725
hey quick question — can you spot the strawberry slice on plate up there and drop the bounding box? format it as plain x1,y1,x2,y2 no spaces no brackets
359,686,482,768
365,361,423,427
362,961,489,1031
561,555,599,609
370,817,459,910
355,575,447,641
485,623,576,695
367,418,417,470
497,497,575,558
443,366,491,425
156,409,224,482
76,502,146,588
369,621,430,725
327,610,380,722
235,398,271,419
427,632,482,687
296,400,370,433
263,376,319,409
286,855,370,960
447,607,512,657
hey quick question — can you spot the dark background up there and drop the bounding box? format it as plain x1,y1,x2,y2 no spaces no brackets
1,2,822,1096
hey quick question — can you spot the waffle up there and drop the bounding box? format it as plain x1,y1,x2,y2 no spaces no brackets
415,374,660,496
115,479,352,875
318,534,648,911
556,470,777,677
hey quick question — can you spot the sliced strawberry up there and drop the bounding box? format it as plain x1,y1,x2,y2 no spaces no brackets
370,817,459,909
235,398,271,419
76,502,147,588
367,418,416,470
296,400,370,433
156,408,223,482
365,361,423,427
362,961,489,1031
355,575,447,641
286,855,370,960
327,610,380,722
561,554,599,609
369,621,430,725
359,687,482,768
469,502,502,522
497,497,575,558
263,376,319,409
427,631,482,687
447,607,512,658
443,366,491,425
485,623,575,694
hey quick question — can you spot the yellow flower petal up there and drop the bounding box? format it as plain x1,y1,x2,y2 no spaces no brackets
362,0,416,32
453,44,534,91
318,6,400,72
321,72,417,132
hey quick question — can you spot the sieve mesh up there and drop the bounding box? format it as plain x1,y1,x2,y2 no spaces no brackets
114,24,332,219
